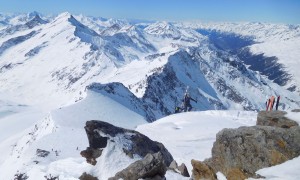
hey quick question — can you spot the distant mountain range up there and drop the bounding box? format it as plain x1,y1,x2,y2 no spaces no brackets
0,12,299,119
1,11,300,180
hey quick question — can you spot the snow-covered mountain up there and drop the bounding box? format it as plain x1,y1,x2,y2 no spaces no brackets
183,21,300,93
1,12,300,179
0,12,299,113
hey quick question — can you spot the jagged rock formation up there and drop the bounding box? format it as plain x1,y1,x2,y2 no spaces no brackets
191,110,300,180
168,160,190,177
14,173,29,180
80,120,174,179
81,120,173,165
36,149,50,158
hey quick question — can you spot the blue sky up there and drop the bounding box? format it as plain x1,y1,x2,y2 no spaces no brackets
0,0,299,24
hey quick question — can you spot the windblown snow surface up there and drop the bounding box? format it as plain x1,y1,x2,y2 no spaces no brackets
1,90,300,179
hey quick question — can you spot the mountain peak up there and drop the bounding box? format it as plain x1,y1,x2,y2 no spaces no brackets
25,14,48,28
27,11,41,18
145,21,181,39
56,12,73,21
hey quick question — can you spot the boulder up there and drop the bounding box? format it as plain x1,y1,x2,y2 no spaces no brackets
200,125,300,179
36,149,50,158
168,160,190,177
191,159,217,180
257,111,298,128
178,163,190,177
81,120,173,166
109,152,167,180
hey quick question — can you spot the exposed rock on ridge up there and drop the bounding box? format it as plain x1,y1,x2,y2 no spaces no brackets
257,110,299,128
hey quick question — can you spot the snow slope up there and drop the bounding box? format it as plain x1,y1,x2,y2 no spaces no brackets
0,88,147,180
1,88,299,179
137,110,258,173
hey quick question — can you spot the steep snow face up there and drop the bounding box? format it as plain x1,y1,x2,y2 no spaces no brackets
83,82,151,123
0,12,119,108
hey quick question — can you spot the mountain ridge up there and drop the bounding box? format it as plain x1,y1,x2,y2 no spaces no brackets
0,12,299,111
1,11,300,180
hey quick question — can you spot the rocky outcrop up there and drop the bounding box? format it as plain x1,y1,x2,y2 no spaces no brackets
14,173,28,180
81,120,174,179
207,126,300,179
80,147,102,165
79,173,98,180
191,159,217,180
81,120,173,166
178,163,190,177
36,149,50,157
257,110,298,128
168,160,190,177
192,111,300,180
109,152,167,180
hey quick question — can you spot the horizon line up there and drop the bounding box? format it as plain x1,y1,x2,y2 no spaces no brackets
1,10,299,26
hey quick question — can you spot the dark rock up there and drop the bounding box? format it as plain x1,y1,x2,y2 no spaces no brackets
36,149,50,157
14,173,28,180
143,175,166,180
292,109,300,112
44,174,59,180
178,163,190,177
191,159,217,180
81,120,173,166
201,126,300,179
129,132,173,166
168,160,190,177
109,152,167,180
257,111,298,128
84,121,109,149
79,172,98,180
